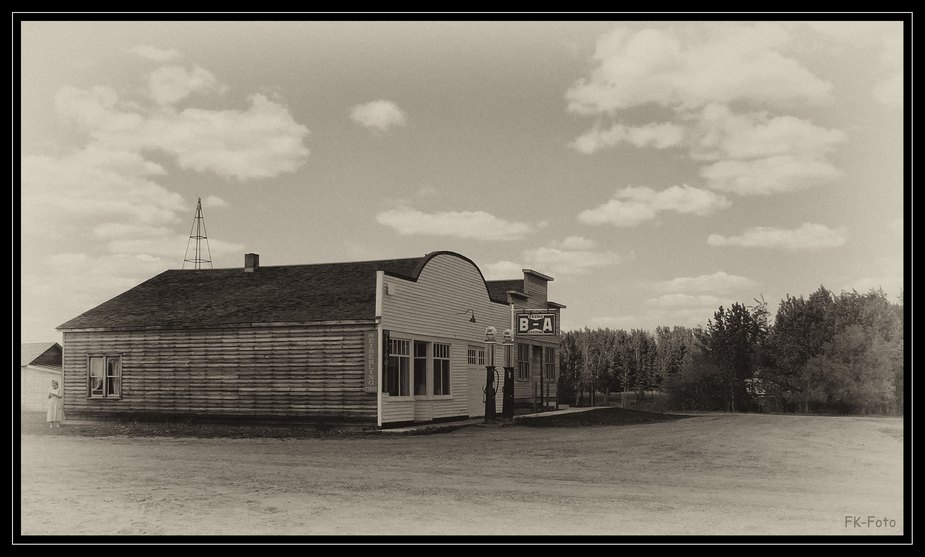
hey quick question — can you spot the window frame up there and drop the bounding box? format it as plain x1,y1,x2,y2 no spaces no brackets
433,343,451,396
387,338,411,397
413,340,429,397
87,354,122,399
544,346,556,381
467,346,486,366
517,343,531,381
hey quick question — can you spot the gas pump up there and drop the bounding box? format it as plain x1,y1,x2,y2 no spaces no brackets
483,327,497,423
501,329,515,422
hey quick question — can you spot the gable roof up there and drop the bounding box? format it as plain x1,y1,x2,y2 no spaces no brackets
57,252,513,332
21,342,62,367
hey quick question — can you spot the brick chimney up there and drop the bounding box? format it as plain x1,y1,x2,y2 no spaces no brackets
244,253,259,272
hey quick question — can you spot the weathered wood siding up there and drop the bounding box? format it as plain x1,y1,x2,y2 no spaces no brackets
61,323,377,424
379,253,511,424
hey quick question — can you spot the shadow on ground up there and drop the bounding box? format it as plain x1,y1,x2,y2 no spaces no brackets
20,406,694,439
515,406,694,428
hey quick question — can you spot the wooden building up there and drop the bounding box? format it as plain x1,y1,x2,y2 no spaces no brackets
20,342,63,412
56,251,564,428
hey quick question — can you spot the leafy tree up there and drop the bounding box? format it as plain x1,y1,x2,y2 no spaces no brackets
699,300,768,412
763,286,835,412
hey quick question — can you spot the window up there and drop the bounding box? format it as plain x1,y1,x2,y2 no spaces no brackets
544,347,556,380
517,344,530,381
88,355,121,398
433,343,450,395
414,341,428,396
467,346,485,366
388,339,410,396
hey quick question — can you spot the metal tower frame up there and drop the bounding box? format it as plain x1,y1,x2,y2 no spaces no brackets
182,198,213,270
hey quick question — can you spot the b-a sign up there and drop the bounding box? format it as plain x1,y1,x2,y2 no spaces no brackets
516,312,557,335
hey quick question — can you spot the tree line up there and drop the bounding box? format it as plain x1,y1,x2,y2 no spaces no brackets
558,286,904,415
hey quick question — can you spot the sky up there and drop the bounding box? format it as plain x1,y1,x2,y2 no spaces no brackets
18,19,907,344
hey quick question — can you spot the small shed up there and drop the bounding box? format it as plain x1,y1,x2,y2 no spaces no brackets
56,251,564,428
20,342,63,412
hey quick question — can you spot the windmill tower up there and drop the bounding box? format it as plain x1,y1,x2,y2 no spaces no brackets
182,198,213,270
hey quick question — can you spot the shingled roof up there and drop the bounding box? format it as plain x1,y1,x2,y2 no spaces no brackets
21,342,62,367
484,279,527,303
57,252,511,331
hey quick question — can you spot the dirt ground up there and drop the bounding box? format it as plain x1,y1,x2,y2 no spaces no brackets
18,409,905,540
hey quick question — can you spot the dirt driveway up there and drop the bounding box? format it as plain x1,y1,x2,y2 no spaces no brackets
19,411,905,538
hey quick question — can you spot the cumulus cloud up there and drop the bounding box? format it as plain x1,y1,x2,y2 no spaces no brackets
375,206,532,241
646,293,726,308
707,223,848,250
578,184,731,227
484,238,622,279
54,86,310,181
350,100,407,132
653,271,758,294
147,65,224,105
699,155,843,196
522,246,621,277
202,195,228,208
567,23,848,198
691,104,846,162
570,121,685,154
566,23,832,115
549,235,597,251
481,260,525,280
22,55,308,343
690,104,846,195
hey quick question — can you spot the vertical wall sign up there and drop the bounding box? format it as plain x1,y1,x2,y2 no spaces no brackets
380,330,390,393
364,330,378,393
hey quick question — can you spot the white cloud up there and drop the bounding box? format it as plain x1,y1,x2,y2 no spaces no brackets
54,86,311,180
549,235,596,251
566,23,832,115
570,122,685,154
646,293,726,307
149,94,310,180
578,184,731,227
841,256,904,300
482,237,621,280
202,195,228,208
691,104,846,162
689,104,846,195
653,271,758,294
375,206,532,241
350,100,407,132
130,45,182,62
707,223,848,250
481,260,525,280
522,246,621,277
147,65,224,105
567,24,846,198
699,155,844,196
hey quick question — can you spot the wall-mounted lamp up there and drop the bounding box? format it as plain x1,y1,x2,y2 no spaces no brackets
459,309,477,323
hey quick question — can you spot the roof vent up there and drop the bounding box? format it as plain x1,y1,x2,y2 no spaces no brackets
245,253,259,272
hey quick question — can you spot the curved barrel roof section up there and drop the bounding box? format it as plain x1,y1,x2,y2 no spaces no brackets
57,251,508,331
392,251,507,307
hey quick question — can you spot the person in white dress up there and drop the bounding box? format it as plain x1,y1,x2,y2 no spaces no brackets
47,380,63,428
